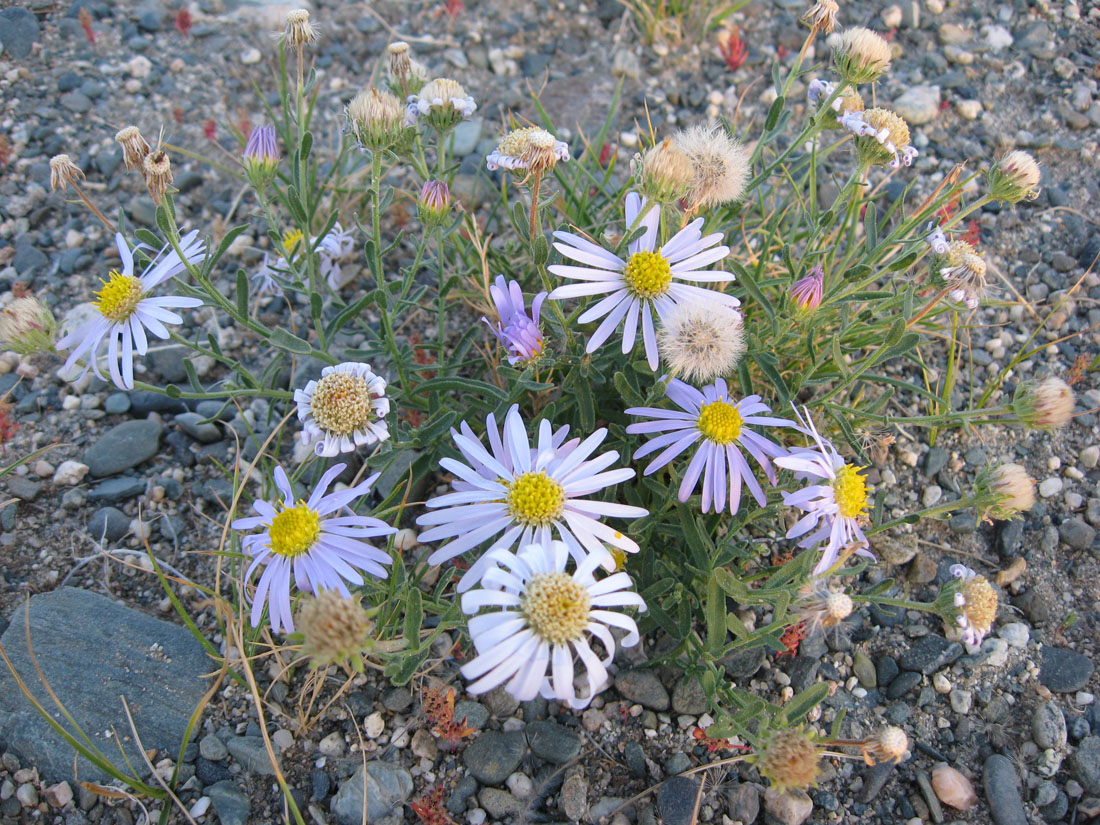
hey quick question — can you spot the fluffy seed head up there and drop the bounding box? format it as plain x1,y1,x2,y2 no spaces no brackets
1012,376,1075,430
861,727,910,765
673,123,751,210
797,581,853,634
49,155,85,192
0,297,58,355
115,126,151,171
754,728,823,793
657,300,744,383
977,463,1036,521
635,138,695,204
142,149,173,204
987,150,1041,203
297,590,373,670
346,87,408,150
801,0,839,33
282,9,318,46
830,26,892,83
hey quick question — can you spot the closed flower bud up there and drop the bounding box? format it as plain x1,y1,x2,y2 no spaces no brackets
406,78,477,134
297,590,373,671
790,264,825,311
975,463,1036,521
752,728,823,793
860,727,910,765
0,297,57,355
1013,376,1074,430
830,26,892,84
986,150,1041,203
634,138,694,204
418,180,452,227
243,124,279,187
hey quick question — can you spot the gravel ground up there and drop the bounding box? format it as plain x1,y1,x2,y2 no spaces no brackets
1,0,1100,824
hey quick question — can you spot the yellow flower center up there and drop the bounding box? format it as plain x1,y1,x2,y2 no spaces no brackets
94,270,144,323
310,372,374,436
833,463,869,520
697,399,744,444
283,228,304,255
522,571,591,645
268,502,321,558
506,471,565,527
959,576,998,634
622,250,673,300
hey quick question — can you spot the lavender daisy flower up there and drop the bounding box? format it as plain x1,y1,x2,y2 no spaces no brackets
775,407,875,575
790,264,825,311
232,463,395,634
460,540,646,709
58,231,205,390
548,192,739,370
416,405,648,592
317,222,356,290
483,275,546,365
625,378,793,514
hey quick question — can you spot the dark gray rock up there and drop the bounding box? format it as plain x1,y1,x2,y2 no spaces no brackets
924,447,949,477
526,719,581,764
0,587,210,783
446,775,478,816
658,775,701,825
225,736,278,775
87,477,146,503
84,419,163,476
983,754,1028,825
128,391,186,416
876,656,899,686
87,506,130,541
672,675,708,715
174,412,221,443
452,700,488,731
1059,518,1096,550
199,733,227,761
311,768,331,801
1039,646,1094,693
726,783,759,825
625,741,646,778
194,756,232,785
329,761,412,824
615,669,670,710
1072,736,1100,794
462,730,526,785
1032,702,1067,749
785,655,820,692
59,92,92,113
381,687,412,713
996,519,1025,558
206,781,249,825
723,646,766,679
0,8,40,58
898,635,962,674
12,240,48,278
147,345,190,384
886,671,922,699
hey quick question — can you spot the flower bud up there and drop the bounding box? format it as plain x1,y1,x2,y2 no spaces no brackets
986,150,1041,203
0,297,58,355
830,26,892,84
975,463,1036,521
418,180,451,227
297,590,373,671
346,87,411,151
790,264,825,311
243,124,279,187
752,728,822,793
406,78,477,134
634,138,694,204
1012,376,1075,430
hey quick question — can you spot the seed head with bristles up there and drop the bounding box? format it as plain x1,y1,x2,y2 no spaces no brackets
802,0,839,34
297,589,373,671
115,126,151,171
142,149,173,205
49,155,85,192
281,8,319,46
830,26,892,84
0,297,57,355
860,727,910,765
936,239,987,310
673,123,750,210
634,138,695,204
796,580,853,637
346,87,409,151
975,463,1036,522
752,728,823,793
656,300,744,384
1012,376,1075,430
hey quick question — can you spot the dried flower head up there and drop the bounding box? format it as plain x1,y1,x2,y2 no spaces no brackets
975,463,1036,522
949,565,998,646
142,149,174,205
656,299,745,383
802,0,839,34
49,154,85,192
860,727,910,765
346,87,409,150
796,580,853,635
486,126,570,176
987,150,1041,203
936,239,987,309
281,8,318,46
297,589,373,670
846,107,916,168
753,728,823,793
388,41,411,80
1012,376,1075,430
406,78,477,133
790,264,825,311
115,126,151,171
635,138,695,204
673,123,751,210
830,26,892,84
0,297,57,355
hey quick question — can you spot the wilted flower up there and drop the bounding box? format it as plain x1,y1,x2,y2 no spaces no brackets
975,463,1036,521
1012,376,1075,430
673,123,751,210
483,275,546,365
859,727,910,765
406,78,477,132
460,541,646,709
925,223,949,255
115,126,151,171
388,41,427,97
656,299,745,383
315,221,356,289
243,124,279,186
294,361,390,457
842,108,918,168
986,150,1041,203
830,26,892,84
418,180,452,227
346,87,410,151
634,138,695,204
790,264,825,311
297,590,374,671
796,580,853,636
807,79,864,127
801,0,839,33
142,149,174,204
486,126,570,175
281,8,318,46
948,564,998,646
752,728,823,793
49,154,85,192
935,239,986,309
0,297,57,355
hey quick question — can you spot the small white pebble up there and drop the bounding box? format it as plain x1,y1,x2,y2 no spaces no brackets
62,395,81,411
619,131,638,148
933,673,952,693
998,622,1030,648
1066,467,1085,481
33,460,54,478
506,772,534,799
1077,692,1095,706
241,47,262,65
1081,446,1099,469
364,712,385,739
467,808,487,825
393,528,419,551
189,797,211,819
923,485,943,507
1039,477,1063,497
1048,456,1062,471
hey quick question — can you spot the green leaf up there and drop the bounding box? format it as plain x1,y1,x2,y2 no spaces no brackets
532,234,550,268
884,317,905,346
164,384,181,398
300,131,313,161
613,372,645,407
206,225,249,275
887,251,919,272
310,291,323,325
726,610,751,640
183,358,203,393
403,588,423,648
882,331,920,360
235,270,249,318
752,352,790,406
269,327,313,355
777,682,830,725
864,202,878,249
705,572,727,658
416,377,508,401
385,648,431,686
862,577,896,598
730,262,775,324
765,96,786,132
831,336,848,377
416,410,458,444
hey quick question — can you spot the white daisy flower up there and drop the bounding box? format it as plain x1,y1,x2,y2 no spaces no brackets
949,564,998,647
317,221,356,290
232,462,395,633
460,540,646,709
775,407,875,575
548,192,739,370
294,362,390,457
405,78,477,131
416,405,649,592
485,126,570,174
626,378,793,514
58,231,205,390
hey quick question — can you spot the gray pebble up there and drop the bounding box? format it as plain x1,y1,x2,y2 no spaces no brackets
1032,702,1067,749
330,762,412,824
657,775,700,825
225,736,279,775
84,419,163,477
615,669,670,711
87,507,130,542
174,412,222,443
1039,646,1095,693
1060,518,1096,550
199,733,228,762
671,675,707,715
983,754,1028,825
1072,736,1100,794
526,719,581,764
462,730,526,785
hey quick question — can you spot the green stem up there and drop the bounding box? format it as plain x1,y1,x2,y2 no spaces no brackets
369,150,411,395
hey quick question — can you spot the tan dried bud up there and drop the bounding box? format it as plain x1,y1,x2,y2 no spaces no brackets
987,149,1042,203
115,126,151,171
754,728,823,793
1013,376,1075,430
801,0,839,34
636,138,695,204
282,8,318,46
49,154,85,192
142,149,173,204
297,590,373,670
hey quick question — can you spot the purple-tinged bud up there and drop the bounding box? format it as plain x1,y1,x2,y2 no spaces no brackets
790,264,825,311
244,124,279,187
418,180,451,227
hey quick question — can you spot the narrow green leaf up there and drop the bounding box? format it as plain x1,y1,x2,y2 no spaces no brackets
752,352,790,406
403,588,423,647
765,96,786,132
235,270,249,318
726,610,751,640
885,317,905,346
832,336,848,377
416,377,508,401
269,327,313,355
300,131,313,161
705,573,726,658
730,262,775,323
778,682,830,725
864,202,878,250
164,384,181,398
183,358,203,393
532,235,549,268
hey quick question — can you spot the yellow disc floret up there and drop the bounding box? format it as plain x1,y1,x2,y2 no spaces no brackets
94,270,144,323
283,228,304,255
959,575,997,637
268,502,322,557
522,571,591,645
506,471,566,527
833,463,869,520
310,372,374,436
622,250,673,300
697,399,744,444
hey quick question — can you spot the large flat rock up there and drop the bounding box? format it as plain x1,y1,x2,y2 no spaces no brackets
0,588,211,783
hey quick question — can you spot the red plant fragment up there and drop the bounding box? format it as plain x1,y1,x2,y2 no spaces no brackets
173,106,184,125
0,135,10,168
421,683,477,750
776,620,807,660
203,119,216,141
77,7,96,45
440,0,463,17
411,785,455,825
936,195,959,223
175,8,192,36
598,142,613,167
961,218,980,247
720,29,748,71
0,403,18,446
